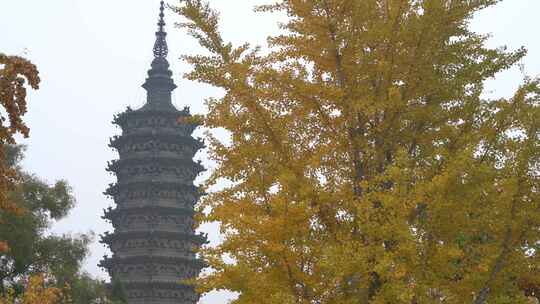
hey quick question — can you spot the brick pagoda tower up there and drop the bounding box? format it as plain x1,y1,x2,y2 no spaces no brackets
100,2,206,303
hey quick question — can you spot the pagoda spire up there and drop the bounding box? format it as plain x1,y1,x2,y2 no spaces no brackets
153,1,168,59
142,0,177,110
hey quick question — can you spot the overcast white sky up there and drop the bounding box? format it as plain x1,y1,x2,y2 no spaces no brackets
1,1,539,303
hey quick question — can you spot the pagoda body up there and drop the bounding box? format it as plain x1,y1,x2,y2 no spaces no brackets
100,2,206,304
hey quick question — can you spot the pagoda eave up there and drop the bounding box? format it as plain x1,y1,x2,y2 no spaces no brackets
109,133,204,150
104,181,201,197
100,231,207,245
103,205,195,221
112,107,195,126
106,157,204,174
99,255,206,270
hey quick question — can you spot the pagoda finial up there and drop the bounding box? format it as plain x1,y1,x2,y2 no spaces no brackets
153,0,168,58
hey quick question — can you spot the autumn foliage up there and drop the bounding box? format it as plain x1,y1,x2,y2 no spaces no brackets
174,0,540,303
0,54,40,219
0,275,63,304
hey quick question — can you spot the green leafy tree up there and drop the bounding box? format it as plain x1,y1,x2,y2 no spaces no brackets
0,146,108,304
0,54,109,304
173,0,540,303
107,276,127,304
66,272,109,304
0,146,82,293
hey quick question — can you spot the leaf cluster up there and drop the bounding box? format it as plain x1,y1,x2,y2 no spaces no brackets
0,54,39,217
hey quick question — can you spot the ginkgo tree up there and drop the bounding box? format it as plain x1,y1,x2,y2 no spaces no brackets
173,0,540,303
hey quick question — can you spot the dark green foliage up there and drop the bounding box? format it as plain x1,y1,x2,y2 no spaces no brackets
108,276,128,304
0,145,107,303
67,272,109,304
4,145,24,169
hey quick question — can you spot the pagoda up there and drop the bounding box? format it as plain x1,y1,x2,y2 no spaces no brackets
99,2,206,303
